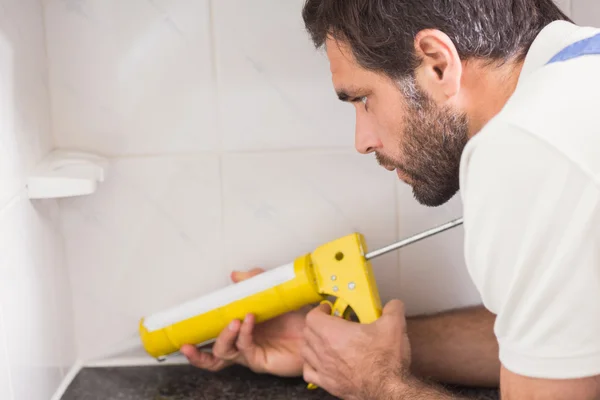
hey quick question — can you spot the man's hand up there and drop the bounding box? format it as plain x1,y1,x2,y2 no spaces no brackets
301,299,413,399
302,299,470,399
180,268,309,377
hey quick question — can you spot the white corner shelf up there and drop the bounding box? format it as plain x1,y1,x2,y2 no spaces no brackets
27,150,108,200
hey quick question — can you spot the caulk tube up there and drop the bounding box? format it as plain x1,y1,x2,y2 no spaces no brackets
139,253,325,359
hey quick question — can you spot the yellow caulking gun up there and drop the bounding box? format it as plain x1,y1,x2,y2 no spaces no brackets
138,218,463,366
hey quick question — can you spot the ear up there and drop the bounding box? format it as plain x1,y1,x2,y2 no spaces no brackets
413,29,462,103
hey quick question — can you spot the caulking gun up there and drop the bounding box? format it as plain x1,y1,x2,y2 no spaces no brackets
138,217,464,362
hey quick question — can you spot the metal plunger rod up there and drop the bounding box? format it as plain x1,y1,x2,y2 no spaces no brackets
365,218,464,260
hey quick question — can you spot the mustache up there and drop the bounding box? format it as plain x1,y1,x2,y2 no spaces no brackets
375,152,427,183
375,152,396,170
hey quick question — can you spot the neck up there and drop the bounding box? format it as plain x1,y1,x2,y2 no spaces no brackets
461,59,524,137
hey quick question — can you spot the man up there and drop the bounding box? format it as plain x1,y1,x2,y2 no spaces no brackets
182,0,600,398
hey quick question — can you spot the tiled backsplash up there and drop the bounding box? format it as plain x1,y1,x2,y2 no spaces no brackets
43,0,218,155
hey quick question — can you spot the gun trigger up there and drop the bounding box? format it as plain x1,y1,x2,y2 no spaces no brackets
331,298,351,321
319,300,334,310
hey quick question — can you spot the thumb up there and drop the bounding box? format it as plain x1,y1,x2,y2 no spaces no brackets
382,299,406,319
315,300,332,315
231,267,264,283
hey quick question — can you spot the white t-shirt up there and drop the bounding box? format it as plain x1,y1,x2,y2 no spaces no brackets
460,20,600,379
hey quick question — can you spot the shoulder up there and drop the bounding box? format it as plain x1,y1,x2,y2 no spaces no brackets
458,118,600,308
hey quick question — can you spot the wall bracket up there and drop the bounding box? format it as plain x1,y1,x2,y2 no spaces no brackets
27,150,108,199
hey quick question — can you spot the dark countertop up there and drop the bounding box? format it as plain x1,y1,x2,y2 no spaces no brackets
61,365,499,400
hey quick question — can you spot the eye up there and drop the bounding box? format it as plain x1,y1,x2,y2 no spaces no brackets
360,96,368,111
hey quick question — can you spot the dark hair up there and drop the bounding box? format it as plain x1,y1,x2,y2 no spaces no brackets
302,0,571,79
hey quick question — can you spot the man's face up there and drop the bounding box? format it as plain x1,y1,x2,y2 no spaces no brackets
326,38,470,207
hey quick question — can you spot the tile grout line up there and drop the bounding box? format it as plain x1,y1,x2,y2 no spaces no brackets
208,0,228,274
39,0,59,149
55,202,80,383
207,0,223,156
569,0,573,16
217,153,226,273
45,198,71,386
103,146,357,160
394,182,402,284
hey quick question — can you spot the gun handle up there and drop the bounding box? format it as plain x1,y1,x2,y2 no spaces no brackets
313,233,382,323
306,233,383,390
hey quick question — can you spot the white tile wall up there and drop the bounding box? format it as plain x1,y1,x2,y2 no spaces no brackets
0,0,76,398
554,0,572,16
44,0,218,156
396,185,480,316
213,0,355,151
0,0,53,206
221,151,400,302
0,196,72,400
572,0,600,26
44,0,481,363
60,151,402,361
0,300,13,399
59,155,224,360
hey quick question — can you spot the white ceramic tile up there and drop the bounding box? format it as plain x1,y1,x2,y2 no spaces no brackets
222,151,400,303
0,0,53,206
396,184,481,316
0,299,13,400
554,0,572,16
59,155,223,361
44,0,217,155
214,0,356,151
572,0,600,26
0,197,66,400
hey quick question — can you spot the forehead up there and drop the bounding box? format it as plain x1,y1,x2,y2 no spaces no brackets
326,37,361,80
325,37,386,93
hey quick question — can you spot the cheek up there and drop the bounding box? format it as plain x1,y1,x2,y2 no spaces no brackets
375,108,405,153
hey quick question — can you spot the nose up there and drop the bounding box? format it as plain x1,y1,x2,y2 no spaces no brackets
354,112,381,154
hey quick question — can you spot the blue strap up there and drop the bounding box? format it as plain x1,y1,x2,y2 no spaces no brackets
546,32,600,64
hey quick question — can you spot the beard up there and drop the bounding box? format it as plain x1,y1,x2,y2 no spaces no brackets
377,77,470,207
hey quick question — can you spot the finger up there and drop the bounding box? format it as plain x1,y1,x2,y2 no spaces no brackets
181,344,226,371
303,324,325,354
305,302,332,329
316,301,332,314
212,319,241,360
306,303,350,337
301,341,320,369
231,268,265,283
382,299,405,318
303,363,321,387
381,299,407,332
236,313,255,351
